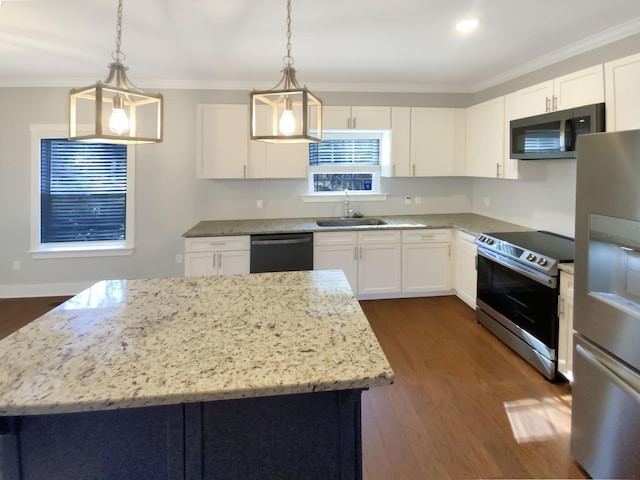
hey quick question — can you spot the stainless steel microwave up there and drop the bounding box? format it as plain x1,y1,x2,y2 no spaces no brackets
510,103,605,160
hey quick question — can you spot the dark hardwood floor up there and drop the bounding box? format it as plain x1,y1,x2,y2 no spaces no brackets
360,296,587,480
0,296,69,340
1,294,587,479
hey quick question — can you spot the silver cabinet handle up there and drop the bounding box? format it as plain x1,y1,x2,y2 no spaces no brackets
392,164,396,176
553,95,558,111
545,96,551,113
353,246,357,261
359,246,363,260
558,296,565,316
212,253,216,269
496,162,501,178
347,117,351,129
243,164,247,178
209,242,225,246
218,253,222,272
412,164,416,176
353,117,356,129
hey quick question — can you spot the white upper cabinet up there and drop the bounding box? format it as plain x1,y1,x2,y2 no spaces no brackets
386,107,465,177
508,65,604,119
198,104,308,179
250,104,308,178
605,52,640,132
465,96,505,178
323,106,391,130
197,104,248,179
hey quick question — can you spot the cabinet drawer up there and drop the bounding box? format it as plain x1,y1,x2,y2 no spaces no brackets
314,231,358,246
357,230,401,245
402,229,451,244
185,236,250,253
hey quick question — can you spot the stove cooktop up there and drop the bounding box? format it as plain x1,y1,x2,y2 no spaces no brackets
475,230,575,275
488,231,575,262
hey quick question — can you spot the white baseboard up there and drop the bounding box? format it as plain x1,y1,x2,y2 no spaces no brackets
0,281,93,299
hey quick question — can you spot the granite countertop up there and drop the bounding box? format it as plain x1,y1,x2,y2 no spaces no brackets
183,213,531,238
0,270,394,416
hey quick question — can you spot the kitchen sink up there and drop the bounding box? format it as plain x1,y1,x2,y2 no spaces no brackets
316,217,387,227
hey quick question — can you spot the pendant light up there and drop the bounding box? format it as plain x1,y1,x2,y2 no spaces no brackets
69,0,163,144
250,0,322,143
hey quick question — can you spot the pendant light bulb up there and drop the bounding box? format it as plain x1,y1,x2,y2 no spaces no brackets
279,97,296,136
109,94,130,135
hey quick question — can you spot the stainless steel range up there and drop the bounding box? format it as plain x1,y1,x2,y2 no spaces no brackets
475,231,575,380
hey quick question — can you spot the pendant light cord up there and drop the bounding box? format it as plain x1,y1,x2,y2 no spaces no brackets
283,0,294,67
112,0,126,63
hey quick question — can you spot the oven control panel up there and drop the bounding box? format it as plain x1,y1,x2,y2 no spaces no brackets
475,234,558,275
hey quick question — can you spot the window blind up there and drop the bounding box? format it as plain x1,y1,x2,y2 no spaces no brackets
40,139,127,243
309,138,380,166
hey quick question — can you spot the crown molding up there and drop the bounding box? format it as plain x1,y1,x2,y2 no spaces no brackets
473,15,640,92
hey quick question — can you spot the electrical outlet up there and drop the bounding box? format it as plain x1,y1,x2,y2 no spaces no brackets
256,200,264,209
404,196,411,205
175,254,183,264
415,196,422,205
12,260,21,271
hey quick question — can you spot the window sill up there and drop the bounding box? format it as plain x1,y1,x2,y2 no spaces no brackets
31,243,134,259
300,192,389,203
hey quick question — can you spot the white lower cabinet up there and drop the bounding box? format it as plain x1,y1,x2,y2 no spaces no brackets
313,231,359,292
558,270,575,381
313,230,401,297
453,230,477,309
401,229,452,294
184,236,250,276
357,231,402,296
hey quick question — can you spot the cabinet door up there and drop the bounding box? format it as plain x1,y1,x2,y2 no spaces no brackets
219,250,250,275
185,252,216,276
503,92,521,179
402,243,450,293
605,53,640,132
558,272,575,380
197,104,248,179
510,80,554,117
350,106,391,130
323,106,352,130
453,232,477,309
386,107,411,177
554,64,604,112
465,96,505,178
314,245,358,292
411,108,465,177
358,244,402,295
250,105,308,178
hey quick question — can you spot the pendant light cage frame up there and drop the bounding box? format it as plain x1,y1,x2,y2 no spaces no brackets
250,0,322,143
69,0,163,144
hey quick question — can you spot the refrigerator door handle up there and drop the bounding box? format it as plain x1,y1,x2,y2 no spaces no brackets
576,342,640,405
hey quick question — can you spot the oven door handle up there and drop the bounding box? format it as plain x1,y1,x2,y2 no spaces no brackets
477,248,557,288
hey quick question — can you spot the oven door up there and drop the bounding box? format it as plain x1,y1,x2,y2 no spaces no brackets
476,248,559,352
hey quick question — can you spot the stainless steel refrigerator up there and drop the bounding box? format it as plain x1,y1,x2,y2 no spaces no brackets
572,129,640,479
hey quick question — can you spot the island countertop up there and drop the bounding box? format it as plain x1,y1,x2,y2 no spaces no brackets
0,270,394,416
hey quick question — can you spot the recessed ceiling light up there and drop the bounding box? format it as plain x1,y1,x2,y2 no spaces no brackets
456,18,479,33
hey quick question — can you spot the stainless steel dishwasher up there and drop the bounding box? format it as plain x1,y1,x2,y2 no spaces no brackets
250,233,313,273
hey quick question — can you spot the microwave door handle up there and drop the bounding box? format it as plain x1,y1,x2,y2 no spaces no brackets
564,118,574,151
559,119,566,152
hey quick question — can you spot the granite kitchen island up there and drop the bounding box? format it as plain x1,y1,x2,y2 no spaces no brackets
0,270,393,480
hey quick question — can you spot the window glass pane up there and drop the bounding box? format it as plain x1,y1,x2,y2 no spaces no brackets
309,139,380,166
313,173,373,192
40,139,127,243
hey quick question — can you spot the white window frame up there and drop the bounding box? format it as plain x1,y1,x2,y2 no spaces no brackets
30,124,135,259
302,130,390,202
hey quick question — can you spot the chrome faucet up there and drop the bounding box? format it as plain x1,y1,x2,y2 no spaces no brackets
343,189,350,218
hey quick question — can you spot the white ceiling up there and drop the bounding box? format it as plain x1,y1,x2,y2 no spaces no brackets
2,0,640,92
